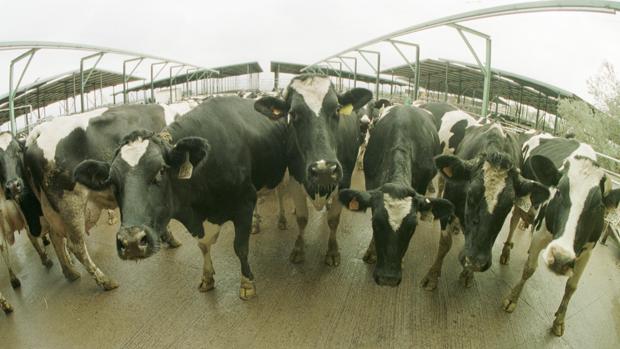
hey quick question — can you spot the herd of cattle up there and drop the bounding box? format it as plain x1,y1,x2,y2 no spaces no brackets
0,74,618,337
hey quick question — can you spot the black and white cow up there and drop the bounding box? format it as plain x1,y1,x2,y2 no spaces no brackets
502,135,620,336
421,123,549,290
24,102,195,290
338,105,454,286
355,99,392,171
254,74,372,266
74,96,288,299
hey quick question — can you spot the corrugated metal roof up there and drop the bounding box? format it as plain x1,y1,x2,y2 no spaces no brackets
0,68,142,122
381,58,586,115
271,61,408,86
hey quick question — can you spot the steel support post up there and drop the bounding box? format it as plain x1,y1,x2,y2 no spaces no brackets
8,48,37,135
387,39,420,100
80,52,105,112
122,56,144,104
358,49,381,98
169,64,186,103
150,61,169,102
339,56,357,88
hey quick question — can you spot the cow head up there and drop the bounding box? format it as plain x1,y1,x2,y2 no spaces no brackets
436,152,549,272
340,183,453,286
0,132,27,200
74,130,210,260
530,155,620,276
254,75,372,208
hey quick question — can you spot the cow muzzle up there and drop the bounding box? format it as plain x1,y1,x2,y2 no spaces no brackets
460,252,491,272
307,160,342,185
542,244,575,276
374,267,402,287
5,179,23,200
116,226,158,260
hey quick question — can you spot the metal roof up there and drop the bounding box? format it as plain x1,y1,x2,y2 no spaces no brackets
271,61,408,86
118,62,263,95
381,58,584,115
0,68,142,122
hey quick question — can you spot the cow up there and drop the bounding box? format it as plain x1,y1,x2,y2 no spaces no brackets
0,291,12,314
74,96,289,300
502,136,620,336
355,99,392,171
415,102,481,196
24,102,194,290
338,105,454,286
0,132,52,276
254,74,372,266
420,123,549,291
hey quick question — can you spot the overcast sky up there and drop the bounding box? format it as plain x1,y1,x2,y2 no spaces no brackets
1,0,619,104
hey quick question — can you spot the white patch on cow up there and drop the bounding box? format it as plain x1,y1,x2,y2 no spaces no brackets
411,100,424,107
316,159,327,170
120,138,150,167
522,133,554,159
486,122,505,137
26,108,108,162
542,157,604,265
0,133,13,151
569,142,597,161
360,114,370,124
383,193,413,232
290,77,332,116
161,100,198,125
311,193,329,210
482,162,508,213
376,105,395,123
437,110,479,154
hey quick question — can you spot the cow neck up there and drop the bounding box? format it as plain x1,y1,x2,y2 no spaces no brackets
384,146,412,188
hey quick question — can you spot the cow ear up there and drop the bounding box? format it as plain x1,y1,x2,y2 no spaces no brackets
530,155,560,187
338,88,373,116
434,155,476,182
254,96,289,120
415,195,454,220
374,99,392,109
339,189,375,212
603,188,620,209
515,175,550,206
165,137,210,179
74,160,112,191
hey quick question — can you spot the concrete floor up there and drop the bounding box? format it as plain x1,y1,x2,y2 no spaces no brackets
1,169,620,349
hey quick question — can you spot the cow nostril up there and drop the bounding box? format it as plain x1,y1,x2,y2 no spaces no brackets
139,235,148,247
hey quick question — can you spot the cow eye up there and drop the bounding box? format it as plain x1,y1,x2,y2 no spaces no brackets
153,167,166,184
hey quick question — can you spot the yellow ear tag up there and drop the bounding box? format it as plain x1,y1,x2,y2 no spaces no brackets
349,197,360,211
442,167,453,178
338,104,354,117
178,152,193,179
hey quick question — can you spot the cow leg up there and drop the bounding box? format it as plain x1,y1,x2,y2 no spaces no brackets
421,217,454,291
27,232,53,268
0,241,20,289
363,237,377,264
276,185,288,230
234,202,256,300
437,175,445,198
503,227,552,313
289,179,308,264
0,291,13,314
162,227,182,248
500,207,522,265
600,221,612,245
552,246,593,337
107,209,117,225
60,190,118,290
325,195,343,267
197,221,221,292
251,203,262,235
48,229,80,281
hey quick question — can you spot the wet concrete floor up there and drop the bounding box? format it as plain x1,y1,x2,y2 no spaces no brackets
1,169,619,349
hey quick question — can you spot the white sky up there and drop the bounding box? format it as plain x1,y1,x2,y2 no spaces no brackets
1,0,619,104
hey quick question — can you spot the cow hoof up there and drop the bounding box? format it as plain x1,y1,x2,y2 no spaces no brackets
420,274,439,291
458,270,474,288
239,278,256,300
289,249,305,264
502,298,517,313
102,279,120,291
198,277,215,292
277,217,288,230
251,223,260,235
552,320,565,337
10,278,21,289
324,251,341,267
2,304,13,314
63,268,81,282
362,250,377,264
42,258,54,268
